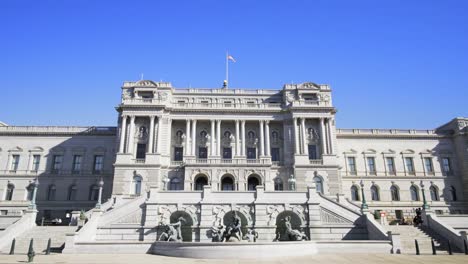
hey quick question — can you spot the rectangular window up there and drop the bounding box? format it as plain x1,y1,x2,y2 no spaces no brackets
10,155,20,171
52,155,63,173
308,145,318,160
442,157,452,175
367,157,376,175
223,148,232,159
247,147,256,160
424,157,434,174
201,100,209,107
174,147,183,161
0,210,7,216
405,157,415,174
32,155,41,172
271,148,280,161
224,101,233,107
199,147,208,159
386,157,395,175
72,155,82,174
347,157,356,175
93,155,104,173
177,100,186,106
247,101,255,107
136,144,146,159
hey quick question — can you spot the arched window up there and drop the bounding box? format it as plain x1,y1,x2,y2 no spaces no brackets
450,186,457,201
68,185,77,201
350,185,360,201
47,184,56,201
169,177,182,191
313,176,323,194
26,184,34,201
274,178,283,191
430,185,439,201
390,185,400,201
410,185,419,201
370,185,380,201
89,185,99,201
221,175,234,191
5,183,14,201
247,175,261,191
194,175,208,191
133,176,142,195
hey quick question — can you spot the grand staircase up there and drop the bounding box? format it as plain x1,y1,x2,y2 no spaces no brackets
0,226,77,254
386,225,452,254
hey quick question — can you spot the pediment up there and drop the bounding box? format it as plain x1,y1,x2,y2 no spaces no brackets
8,146,23,152
30,146,44,152
50,146,66,153
401,149,415,154
135,80,158,87
299,82,320,89
382,149,396,154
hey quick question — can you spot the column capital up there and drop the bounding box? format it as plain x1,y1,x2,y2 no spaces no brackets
149,115,156,120
265,120,270,125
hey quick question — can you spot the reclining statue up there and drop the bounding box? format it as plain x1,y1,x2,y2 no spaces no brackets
283,216,308,241
211,224,225,242
158,216,186,242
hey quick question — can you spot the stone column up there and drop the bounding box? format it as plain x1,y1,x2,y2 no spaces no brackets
327,118,334,154
128,115,136,154
119,115,127,153
320,118,327,155
293,118,300,155
259,120,265,157
148,116,155,153
156,116,162,154
265,120,271,156
301,118,308,156
185,119,191,156
210,120,215,156
241,120,246,156
29,178,39,210
235,120,240,156
216,120,221,156
192,119,197,157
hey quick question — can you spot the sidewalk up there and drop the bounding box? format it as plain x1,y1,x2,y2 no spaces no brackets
0,254,467,264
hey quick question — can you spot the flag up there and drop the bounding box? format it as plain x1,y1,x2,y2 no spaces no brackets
227,55,236,62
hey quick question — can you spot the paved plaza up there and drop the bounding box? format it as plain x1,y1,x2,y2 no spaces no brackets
0,254,467,264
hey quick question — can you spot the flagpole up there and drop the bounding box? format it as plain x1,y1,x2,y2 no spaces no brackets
225,51,229,89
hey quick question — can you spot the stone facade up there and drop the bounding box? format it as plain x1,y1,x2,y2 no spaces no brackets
0,80,467,240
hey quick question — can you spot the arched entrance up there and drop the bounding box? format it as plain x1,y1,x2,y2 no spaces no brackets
194,174,208,191
221,174,235,191
247,174,261,191
169,211,194,242
275,211,303,241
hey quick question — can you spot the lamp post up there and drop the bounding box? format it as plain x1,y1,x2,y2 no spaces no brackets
360,180,368,210
288,174,296,191
29,178,39,210
95,178,104,209
420,180,430,210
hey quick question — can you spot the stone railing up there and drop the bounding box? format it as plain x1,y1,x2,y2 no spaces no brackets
337,128,436,136
171,102,283,110
309,159,323,165
0,126,116,135
183,158,271,165
0,169,113,176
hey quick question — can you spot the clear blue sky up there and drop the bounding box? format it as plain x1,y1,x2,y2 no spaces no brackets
1,0,467,129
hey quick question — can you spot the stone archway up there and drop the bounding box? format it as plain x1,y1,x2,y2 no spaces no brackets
247,174,262,191
170,211,194,242
275,210,303,241
194,174,209,191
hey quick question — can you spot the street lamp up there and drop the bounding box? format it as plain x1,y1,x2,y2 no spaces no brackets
420,180,430,210
360,180,368,210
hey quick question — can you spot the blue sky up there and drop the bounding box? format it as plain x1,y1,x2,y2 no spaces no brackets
1,0,467,128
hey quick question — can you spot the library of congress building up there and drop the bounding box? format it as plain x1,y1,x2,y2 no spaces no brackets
0,80,467,247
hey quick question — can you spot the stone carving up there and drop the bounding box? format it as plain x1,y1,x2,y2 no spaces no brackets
222,211,242,242
243,228,259,242
137,80,157,87
212,205,230,226
320,207,353,224
210,224,225,242
158,216,186,242
307,128,320,141
157,91,167,101
137,126,148,140
122,89,132,99
301,82,319,89
286,92,295,103
280,216,308,241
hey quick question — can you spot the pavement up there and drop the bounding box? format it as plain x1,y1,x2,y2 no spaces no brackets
0,254,467,264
